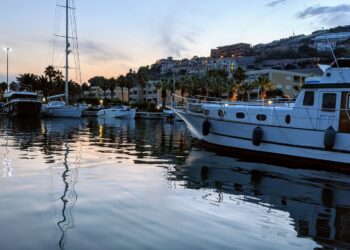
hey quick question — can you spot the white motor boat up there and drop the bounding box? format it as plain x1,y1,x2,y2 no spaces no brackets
97,105,136,119
2,86,42,117
171,58,350,166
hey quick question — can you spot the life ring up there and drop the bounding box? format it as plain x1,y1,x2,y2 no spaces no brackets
202,120,211,136
324,126,336,150
252,126,263,146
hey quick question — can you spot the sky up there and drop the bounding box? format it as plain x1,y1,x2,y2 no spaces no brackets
0,0,350,83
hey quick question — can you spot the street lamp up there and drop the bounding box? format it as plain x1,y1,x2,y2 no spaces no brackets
3,47,12,92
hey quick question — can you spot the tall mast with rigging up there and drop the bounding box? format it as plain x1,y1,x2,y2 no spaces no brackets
65,0,69,105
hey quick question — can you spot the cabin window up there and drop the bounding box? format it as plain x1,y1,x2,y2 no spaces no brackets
285,115,291,124
303,91,314,106
347,94,350,110
236,112,245,119
256,114,267,121
322,93,337,112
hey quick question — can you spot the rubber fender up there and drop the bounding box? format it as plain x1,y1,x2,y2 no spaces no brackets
324,126,336,150
202,120,211,136
252,126,263,146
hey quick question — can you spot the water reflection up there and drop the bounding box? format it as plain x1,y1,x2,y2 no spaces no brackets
0,116,350,249
172,150,350,249
42,119,84,249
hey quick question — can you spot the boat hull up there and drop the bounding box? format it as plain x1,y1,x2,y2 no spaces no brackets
174,108,350,165
97,108,136,119
2,101,42,117
42,105,85,118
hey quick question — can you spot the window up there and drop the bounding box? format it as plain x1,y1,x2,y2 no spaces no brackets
293,76,301,82
303,91,314,106
256,114,267,121
322,93,337,112
236,112,245,119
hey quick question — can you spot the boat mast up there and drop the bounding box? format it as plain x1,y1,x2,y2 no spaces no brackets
65,0,69,105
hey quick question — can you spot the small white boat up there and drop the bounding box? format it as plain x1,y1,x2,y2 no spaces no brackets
97,105,136,119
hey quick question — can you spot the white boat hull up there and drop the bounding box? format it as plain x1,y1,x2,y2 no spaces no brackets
42,105,85,118
174,109,350,165
97,108,136,119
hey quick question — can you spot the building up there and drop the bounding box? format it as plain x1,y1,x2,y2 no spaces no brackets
313,32,350,52
245,69,312,98
129,80,161,104
83,86,129,102
210,43,252,58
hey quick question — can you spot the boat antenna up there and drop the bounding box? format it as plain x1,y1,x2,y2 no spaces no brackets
322,27,340,69
322,27,346,83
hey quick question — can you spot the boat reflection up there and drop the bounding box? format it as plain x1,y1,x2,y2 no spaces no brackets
172,150,350,249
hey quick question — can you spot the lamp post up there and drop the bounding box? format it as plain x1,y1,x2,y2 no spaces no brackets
4,47,12,92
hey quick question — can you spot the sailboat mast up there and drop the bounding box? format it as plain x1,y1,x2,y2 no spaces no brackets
65,0,69,105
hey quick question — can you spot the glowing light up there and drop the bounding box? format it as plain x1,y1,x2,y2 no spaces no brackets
267,100,273,105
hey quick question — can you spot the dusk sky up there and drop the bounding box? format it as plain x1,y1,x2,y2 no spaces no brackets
0,0,349,83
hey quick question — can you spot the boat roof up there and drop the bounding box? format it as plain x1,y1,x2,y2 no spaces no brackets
303,59,350,89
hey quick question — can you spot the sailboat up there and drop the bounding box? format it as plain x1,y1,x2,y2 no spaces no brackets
42,0,85,118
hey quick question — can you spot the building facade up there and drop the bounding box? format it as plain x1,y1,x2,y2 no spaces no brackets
210,43,252,58
245,69,311,98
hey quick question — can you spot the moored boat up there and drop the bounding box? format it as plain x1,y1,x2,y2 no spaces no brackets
2,87,42,117
171,58,350,165
97,105,136,119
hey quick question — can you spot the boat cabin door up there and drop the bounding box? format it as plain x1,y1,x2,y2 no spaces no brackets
317,91,338,130
339,92,350,133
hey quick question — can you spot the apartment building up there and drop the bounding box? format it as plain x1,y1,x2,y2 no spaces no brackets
245,69,311,98
210,43,252,58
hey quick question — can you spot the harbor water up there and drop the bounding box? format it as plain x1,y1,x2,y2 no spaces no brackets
1,117,349,249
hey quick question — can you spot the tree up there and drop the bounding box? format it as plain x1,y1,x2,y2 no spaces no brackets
117,75,127,102
125,69,136,104
137,66,149,100
0,82,7,99
99,77,110,99
108,77,117,100
16,73,39,91
233,67,246,84
253,75,274,99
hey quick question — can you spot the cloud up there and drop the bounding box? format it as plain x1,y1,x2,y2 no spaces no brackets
296,4,350,19
159,14,198,58
79,40,132,63
265,0,287,7
296,4,350,26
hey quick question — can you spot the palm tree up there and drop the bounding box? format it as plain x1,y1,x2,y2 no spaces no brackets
117,75,127,102
156,78,170,110
16,73,39,92
253,75,274,99
137,66,149,101
125,69,136,104
238,82,252,101
0,82,7,100
233,67,246,84
108,77,117,100
99,77,110,99
227,79,240,101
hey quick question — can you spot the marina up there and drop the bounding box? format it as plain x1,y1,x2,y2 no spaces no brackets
1,0,350,249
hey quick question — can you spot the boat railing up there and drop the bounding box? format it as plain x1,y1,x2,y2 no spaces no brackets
170,94,296,110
